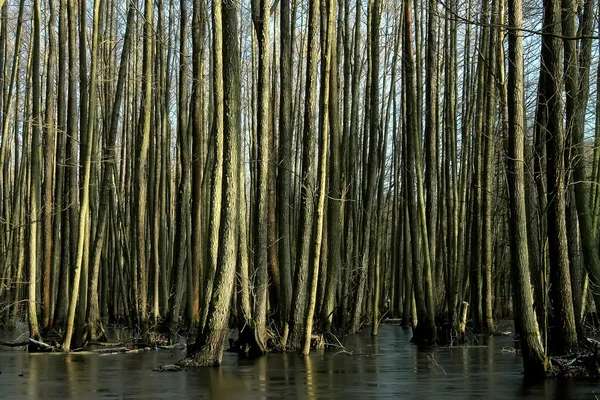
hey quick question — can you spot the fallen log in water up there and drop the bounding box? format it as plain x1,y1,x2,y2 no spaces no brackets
1,337,63,352
3,336,166,355
93,346,129,354
94,346,152,355
88,341,126,347
0,340,30,348
383,318,403,324
157,343,186,350
153,364,182,372
28,338,62,353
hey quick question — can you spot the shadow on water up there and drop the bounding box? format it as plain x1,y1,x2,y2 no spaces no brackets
1,325,599,399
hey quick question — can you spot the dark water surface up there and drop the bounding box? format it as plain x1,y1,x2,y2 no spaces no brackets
1,325,599,399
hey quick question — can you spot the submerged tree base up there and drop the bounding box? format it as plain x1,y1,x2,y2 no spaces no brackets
177,354,222,368
228,325,269,357
409,316,437,346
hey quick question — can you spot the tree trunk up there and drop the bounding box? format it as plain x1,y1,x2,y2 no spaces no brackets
506,0,548,375
42,0,57,328
277,0,293,345
190,0,207,327
303,0,334,355
541,0,578,354
405,0,436,344
187,0,240,366
250,0,271,354
288,0,319,348
28,0,42,341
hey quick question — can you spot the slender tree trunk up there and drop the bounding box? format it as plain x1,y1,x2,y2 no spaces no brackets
424,0,438,321
288,0,319,348
303,0,334,354
405,0,436,344
200,0,224,332
66,0,80,328
481,8,498,332
131,0,153,335
42,0,57,328
541,0,578,354
28,0,42,341
83,0,102,341
277,0,293,345
506,0,547,375
322,0,343,332
53,0,69,328
86,0,136,339
250,0,271,353
564,0,600,321
190,0,207,327
469,0,491,330
187,0,240,366
170,0,192,339
368,0,381,337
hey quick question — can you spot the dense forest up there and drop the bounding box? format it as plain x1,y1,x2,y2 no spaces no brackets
0,0,599,378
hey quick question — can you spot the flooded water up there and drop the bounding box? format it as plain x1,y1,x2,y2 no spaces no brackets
1,325,599,399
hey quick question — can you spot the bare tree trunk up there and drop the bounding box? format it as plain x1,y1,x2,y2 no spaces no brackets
541,0,578,354
563,0,600,324
42,0,57,328
86,0,136,339
506,0,547,375
200,0,224,332
83,0,102,341
322,0,343,332
170,0,191,340
250,0,271,353
186,0,240,366
405,0,436,344
133,0,154,335
277,0,293,345
66,0,80,330
288,0,319,348
424,0,439,321
53,0,69,328
190,0,207,327
28,0,42,341
481,6,498,332
302,0,334,354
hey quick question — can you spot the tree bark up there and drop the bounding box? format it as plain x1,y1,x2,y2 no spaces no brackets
506,0,548,375
288,0,319,348
251,0,271,354
541,0,578,354
187,0,240,366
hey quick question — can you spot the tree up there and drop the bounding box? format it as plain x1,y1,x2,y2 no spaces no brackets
506,0,547,375
322,0,343,332
190,0,207,327
134,0,154,335
185,0,240,366
86,0,136,341
251,0,271,354
303,0,335,354
540,0,578,354
277,0,294,344
288,0,319,349
28,0,42,341
404,0,436,344
170,0,192,340
42,0,57,328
